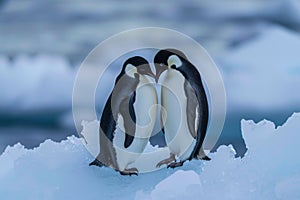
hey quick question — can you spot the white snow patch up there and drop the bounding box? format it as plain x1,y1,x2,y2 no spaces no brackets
144,170,203,200
1,113,300,198
138,113,300,199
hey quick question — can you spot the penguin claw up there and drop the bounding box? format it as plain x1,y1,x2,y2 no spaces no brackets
196,149,211,161
201,156,211,161
120,168,139,176
167,161,184,169
156,160,172,168
89,159,104,167
120,172,138,176
156,154,176,168
156,162,165,168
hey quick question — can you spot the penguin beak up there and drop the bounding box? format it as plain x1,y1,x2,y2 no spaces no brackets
155,74,160,83
155,64,167,83
145,70,156,79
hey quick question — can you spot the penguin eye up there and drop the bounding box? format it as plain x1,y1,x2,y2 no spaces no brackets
170,64,176,69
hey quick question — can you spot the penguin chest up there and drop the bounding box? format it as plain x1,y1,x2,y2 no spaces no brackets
161,70,196,160
133,76,158,139
114,76,157,170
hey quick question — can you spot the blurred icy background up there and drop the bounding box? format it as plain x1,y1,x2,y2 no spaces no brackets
1,0,300,157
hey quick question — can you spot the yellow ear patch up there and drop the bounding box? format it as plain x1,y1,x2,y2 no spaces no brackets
167,55,182,68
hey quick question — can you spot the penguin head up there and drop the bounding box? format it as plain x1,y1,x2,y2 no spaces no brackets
154,49,188,82
124,56,155,79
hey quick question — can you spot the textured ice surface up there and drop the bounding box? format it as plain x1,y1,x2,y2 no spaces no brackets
0,113,299,199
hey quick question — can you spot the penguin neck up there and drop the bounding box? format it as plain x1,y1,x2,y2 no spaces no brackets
164,68,181,79
139,74,152,85
157,69,169,85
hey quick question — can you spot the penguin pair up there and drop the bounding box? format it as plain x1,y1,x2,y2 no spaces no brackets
90,49,210,175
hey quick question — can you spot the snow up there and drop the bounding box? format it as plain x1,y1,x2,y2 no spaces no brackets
0,113,299,199
137,170,203,200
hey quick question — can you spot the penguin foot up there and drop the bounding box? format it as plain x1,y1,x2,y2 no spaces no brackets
119,168,138,176
196,149,211,161
200,155,211,161
167,161,184,169
89,159,104,167
156,154,176,168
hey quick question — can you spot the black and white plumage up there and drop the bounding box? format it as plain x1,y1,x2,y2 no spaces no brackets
90,56,157,176
154,49,210,169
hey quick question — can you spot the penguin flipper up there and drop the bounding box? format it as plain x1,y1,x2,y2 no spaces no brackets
119,92,136,148
184,80,199,139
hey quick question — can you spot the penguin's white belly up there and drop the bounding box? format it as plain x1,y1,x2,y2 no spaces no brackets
114,76,157,171
161,70,196,161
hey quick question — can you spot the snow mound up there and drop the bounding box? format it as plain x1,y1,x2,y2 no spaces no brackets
0,113,300,199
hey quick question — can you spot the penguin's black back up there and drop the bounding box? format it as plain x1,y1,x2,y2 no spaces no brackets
177,58,209,160
100,94,116,141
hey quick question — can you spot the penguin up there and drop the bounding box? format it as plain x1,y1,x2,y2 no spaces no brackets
90,56,157,176
154,49,210,169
